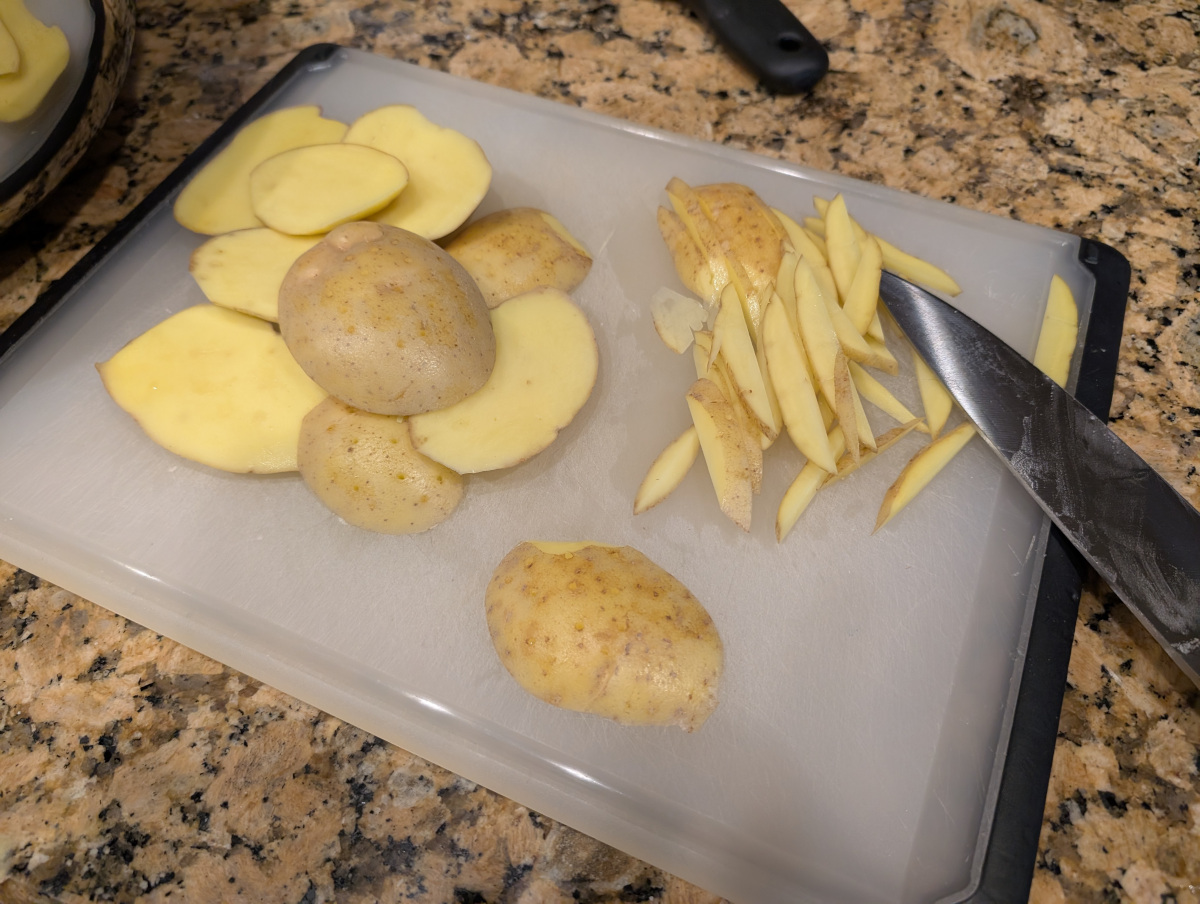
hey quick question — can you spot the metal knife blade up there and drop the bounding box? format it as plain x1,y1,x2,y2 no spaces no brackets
878,270,1200,685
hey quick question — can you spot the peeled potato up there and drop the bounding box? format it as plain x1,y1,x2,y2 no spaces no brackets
485,541,723,732
443,207,592,308
248,143,410,236
97,305,327,473
344,104,492,240
173,106,348,235
278,221,496,416
0,0,69,122
189,228,320,322
408,288,598,474
297,398,464,534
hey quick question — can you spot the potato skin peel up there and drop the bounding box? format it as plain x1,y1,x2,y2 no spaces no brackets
485,542,723,732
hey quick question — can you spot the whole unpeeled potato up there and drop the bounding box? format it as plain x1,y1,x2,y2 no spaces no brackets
485,541,723,732
278,221,496,416
298,397,464,533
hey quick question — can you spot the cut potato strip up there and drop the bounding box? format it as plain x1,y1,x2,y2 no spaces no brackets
408,288,597,473
634,425,701,514
174,106,349,235
849,361,928,432
865,332,899,375
1033,274,1078,386
913,351,954,439
345,104,492,240
190,228,320,322
762,295,836,472
97,305,327,473
249,143,409,235
776,426,847,542
875,422,977,532
712,283,778,438
666,178,731,307
687,377,753,531
843,235,884,336
823,419,922,487
656,206,718,305
773,208,828,269
824,195,862,301
876,236,962,296
804,216,825,237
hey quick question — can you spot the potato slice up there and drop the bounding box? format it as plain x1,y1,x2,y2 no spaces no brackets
173,106,349,234
345,104,492,240
190,228,320,322
0,0,69,122
776,425,847,542
0,17,19,75
444,207,592,308
762,292,836,473
875,422,977,531
824,194,861,301
912,351,954,439
248,143,409,235
278,222,496,417
1033,274,1078,386
711,283,778,438
843,235,883,337
656,206,717,304
297,398,463,534
97,305,326,473
485,541,723,732
408,288,598,473
876,236,962,297
634,425,700,514
686,376,753,531
849,360,927,432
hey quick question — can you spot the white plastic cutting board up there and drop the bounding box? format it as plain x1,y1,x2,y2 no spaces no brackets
0,49,1094,904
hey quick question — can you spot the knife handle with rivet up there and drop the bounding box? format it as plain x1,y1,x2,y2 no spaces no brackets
685,0,829,93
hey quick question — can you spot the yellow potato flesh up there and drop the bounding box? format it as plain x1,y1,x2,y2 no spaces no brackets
444,207,592,309
485,541,723,732
686,376,753,531
0,0,69,122
173,106,349,235
1033,274,1078,387
345,104,492,240
189,228,320,322
633,425,700,515
408,288,598,474
248,143,410,236
97,305,327,473
297,398,463,534
875,422,977,531
0,18,18,74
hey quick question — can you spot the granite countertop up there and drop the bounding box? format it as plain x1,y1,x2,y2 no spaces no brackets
2,0,1198,901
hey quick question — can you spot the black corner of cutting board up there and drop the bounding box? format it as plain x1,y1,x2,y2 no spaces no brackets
0,42,347,366
961,238,1130,903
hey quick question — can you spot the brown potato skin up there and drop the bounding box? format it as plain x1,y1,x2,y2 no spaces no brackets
485,542,723,731
298,397,464,534
278,222,495,416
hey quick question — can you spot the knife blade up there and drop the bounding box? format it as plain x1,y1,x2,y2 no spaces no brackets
878,270,1200,685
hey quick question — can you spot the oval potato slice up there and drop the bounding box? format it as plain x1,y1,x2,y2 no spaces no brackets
190,227,320,322
97,305,327,473
407,288,598,473
344,104,492,240
248,143,410,236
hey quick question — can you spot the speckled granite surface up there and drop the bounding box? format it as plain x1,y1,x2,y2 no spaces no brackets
1,1,1198,901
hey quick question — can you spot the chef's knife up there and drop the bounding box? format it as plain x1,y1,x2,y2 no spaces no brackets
878,270,1200,685
685,0,829,93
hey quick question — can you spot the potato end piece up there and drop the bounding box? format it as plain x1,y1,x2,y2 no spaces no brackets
634,425,700,514
278,222,496,416
297,398,464,534
874,422,977,532
485,542,723,732
444,207,592,308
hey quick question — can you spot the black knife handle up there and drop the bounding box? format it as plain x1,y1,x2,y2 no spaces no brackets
686,0,829,93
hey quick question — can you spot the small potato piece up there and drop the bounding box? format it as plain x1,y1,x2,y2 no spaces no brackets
248,143,410,235
444,208,592,308
408,288,598,474
173,106,349,235
298,398,464,534
97,305,327,473
485,541,723,732
190,228,320,322
278,221,495,416
344,104,492,240
0,0,69,122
